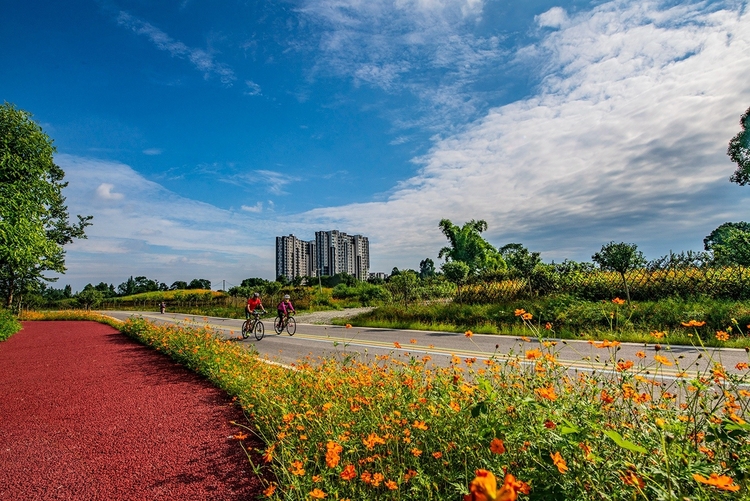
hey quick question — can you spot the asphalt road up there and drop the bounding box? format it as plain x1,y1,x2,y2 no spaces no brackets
101,310,750,383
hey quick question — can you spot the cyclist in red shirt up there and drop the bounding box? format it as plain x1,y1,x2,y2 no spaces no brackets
246,292,266,319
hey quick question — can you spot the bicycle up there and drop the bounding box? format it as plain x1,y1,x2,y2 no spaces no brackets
242,311,265,341
273,312,296,336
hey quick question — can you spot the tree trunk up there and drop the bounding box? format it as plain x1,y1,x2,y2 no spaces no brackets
620,272,631,305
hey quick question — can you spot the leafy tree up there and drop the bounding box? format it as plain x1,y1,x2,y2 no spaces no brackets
500,243,542,295
241,277,269,289
704,222,750,253
276,275,290,286
441,261,470,300
438,219,504,274
170,280,188,290
591,242,645,305
711,228,750,266
118,276,136,296
0,103,92,308
187,278,211,290
419,258,436,279
77,287,103,310
728,106,750,185
386,270,419,307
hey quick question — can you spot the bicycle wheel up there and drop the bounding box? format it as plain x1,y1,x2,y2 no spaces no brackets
274,316,283,334
253,320,265,341
286,317,296,336
241,319,252,339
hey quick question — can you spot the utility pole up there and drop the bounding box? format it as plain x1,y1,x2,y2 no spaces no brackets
222,280,226,291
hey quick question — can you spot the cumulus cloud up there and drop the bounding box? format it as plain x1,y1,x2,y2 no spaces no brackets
536,7,568,29
52,155,279,290
117,11,236,85
299,0,750,269
241,202,263,213
95,183,124,201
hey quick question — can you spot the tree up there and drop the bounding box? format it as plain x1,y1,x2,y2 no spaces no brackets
704,226,750,266
438,219,504,275
0,103,92,308
118,276,137,296
728,106,750,185
441,261,470,299
704,222,750,252
241,277,269,289
419,258,436,279
591,242,645,305
77,286,103,311
170,280,188,290
500,243,542,294
187,278,211,290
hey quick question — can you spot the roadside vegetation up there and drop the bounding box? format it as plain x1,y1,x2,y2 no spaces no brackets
19,309,750,500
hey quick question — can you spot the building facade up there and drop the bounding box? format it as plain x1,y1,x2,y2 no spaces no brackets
276,230,370,282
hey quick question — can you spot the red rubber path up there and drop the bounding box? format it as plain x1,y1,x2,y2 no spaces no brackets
0,321,263,500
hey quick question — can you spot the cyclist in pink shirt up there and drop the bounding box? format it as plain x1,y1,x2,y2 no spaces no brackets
277,294,295,323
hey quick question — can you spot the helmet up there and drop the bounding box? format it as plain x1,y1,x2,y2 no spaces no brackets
283,294,290,300
253,292,260,297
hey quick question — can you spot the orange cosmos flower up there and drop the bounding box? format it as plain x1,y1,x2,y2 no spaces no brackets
394,342,402,348
465,330,474,337
263,444,275,463
340,464,357,481
616,360,634,372
737,362,750,371
290,460,305,476
621,471,645,489
309,488,327,499
692,473,741,492
410,338,417,344
535,385,558,401
716,330,730,341
413,420,428,430
525,349,542,360
514,309,526,316
550,452,568,474
544,322,552,330
233,432,248,440
654,355,673,366
612,297,626,305
521,313,533,321
681,320,706,327
263,484,277,497
490,438,505,454
386,480,398,490
635,351,646,358
464,469,497,501
345,323,352,328
432,451,443,459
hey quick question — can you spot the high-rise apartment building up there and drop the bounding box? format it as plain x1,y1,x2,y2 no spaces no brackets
275,235,317,281
275,230,370,281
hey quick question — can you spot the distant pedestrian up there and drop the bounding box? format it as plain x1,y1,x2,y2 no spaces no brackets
160,301,166,314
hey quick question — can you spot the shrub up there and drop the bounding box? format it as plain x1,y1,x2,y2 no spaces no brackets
0,308,21,341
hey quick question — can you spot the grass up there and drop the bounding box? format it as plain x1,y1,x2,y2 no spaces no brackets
333,298,750,349
19,309,750,500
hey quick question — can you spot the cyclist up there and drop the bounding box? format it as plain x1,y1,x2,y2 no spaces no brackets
276,294,295,325
246,292,266,319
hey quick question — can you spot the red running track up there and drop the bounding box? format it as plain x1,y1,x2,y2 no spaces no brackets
0,321,263,500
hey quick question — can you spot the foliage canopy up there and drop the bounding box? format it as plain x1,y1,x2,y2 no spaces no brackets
0,103,91,308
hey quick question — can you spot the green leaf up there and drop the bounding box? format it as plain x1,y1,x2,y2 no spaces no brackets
471,401,488,418
603,430,648,454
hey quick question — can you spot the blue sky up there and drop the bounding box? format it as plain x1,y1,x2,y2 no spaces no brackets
2,0,750,292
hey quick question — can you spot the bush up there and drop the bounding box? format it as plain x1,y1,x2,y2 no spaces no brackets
0,309,22,341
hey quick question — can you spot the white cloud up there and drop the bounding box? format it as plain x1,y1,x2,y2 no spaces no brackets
51,155,280,290
536,7,568,29
142,148,163,155
244,80,262,96
241,202,263,213
299,1,750,270
296,0,503,130
117,11,236,85
95,183,124,201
